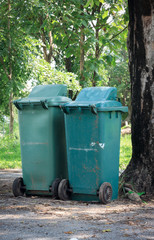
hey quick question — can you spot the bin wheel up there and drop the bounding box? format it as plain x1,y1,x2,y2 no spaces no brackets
99,182,112,204
52,178,61,199
12,177,25,197
58,179,71,201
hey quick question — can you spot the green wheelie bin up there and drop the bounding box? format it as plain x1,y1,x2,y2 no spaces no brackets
12,84,71,198
58,87,128,203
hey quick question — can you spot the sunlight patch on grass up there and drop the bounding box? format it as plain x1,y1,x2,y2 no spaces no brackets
0,136,21,169
120,134,132,170
0,134,132,170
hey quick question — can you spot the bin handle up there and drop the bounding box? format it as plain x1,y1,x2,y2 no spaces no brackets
14,100,48,110
13,101,23,110
60,105,98,114
90,105,97,115
40,100,48,109
116,97,121,102
60,106,70,114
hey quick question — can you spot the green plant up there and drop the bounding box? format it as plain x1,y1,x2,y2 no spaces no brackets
0,119,132,170
119,134,132,170
0,134,21,169
0,117,21,169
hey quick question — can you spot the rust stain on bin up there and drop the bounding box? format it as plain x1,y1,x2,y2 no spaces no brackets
94,114,99,128
95,157,100,187
82,164,97,173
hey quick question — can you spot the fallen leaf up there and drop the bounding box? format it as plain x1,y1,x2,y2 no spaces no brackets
128,221,135,226
64,231,73,234
123,234,131,237
102,229,111,233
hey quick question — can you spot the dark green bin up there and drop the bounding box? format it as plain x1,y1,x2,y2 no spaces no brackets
58,87,128,203
12,84,71,197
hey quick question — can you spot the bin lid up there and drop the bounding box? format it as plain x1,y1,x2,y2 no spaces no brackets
64,87,128,112
29,84,67,97
13,84,71,110
76,87,117,102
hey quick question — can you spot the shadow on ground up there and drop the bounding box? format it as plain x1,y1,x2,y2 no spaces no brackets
0,169,153,240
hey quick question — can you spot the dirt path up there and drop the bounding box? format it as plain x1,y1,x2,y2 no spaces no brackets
0,169,154,240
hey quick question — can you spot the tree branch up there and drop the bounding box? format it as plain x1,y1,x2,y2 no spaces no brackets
39,16,48,61
98,26,128,57
0,57,9,79
48,30,54,62
110,26,128,41
98,44,104,58
8,0,12,81
91,21,96,28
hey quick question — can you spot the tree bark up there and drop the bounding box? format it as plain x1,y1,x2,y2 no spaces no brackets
65,57,72,72
9,91,14,134
79,24,85,87
92,26,99,87
8,0,14,134
122,0,154,193
92,3,102,87
79,4,85,87
40,16,54,63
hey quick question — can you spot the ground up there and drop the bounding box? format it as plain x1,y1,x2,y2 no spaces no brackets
0,170,154,240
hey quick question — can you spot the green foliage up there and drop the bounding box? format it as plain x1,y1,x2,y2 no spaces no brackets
0,1,40,117
0,119,21,169
0,135,21,169
105,50,130,108
0,0,130,134
22,0,128,86
31,58,81,97
119,134,132,170
0,117,132,169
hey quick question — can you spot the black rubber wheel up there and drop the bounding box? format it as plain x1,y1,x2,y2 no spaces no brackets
52,178,61,199
12,177,25,197
99,182,112,204
58,179,71,201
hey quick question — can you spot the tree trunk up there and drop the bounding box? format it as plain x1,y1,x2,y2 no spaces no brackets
79,4,85,87
65,57,72,72
122,0,154,193
40,16,54,64
8,0,14,134
92,3,102,87
9,91,14,134
79,24,85,87
92,27,99,87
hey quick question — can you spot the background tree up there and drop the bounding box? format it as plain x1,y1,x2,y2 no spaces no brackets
104,45,131,122
0,0,81,134
0,0,130,135
23,0,128,86
122,0,154,193
0,0,34,134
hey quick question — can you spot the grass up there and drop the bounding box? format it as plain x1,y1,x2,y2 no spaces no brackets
120,134,132,170
0,133,132,170
0,135,21,169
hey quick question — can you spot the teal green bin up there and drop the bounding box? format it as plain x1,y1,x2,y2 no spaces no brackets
12,84,71,197
58,87,128,203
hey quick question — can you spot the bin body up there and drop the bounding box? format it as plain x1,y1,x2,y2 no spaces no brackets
14,84,71,195
64,87,128,201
